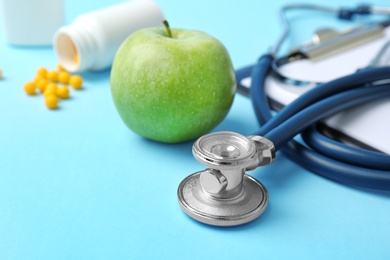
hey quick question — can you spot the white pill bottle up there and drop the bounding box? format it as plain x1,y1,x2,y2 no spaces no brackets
54,0,164,72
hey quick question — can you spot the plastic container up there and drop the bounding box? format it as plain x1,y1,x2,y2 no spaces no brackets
0,0,64,46
54,0,164,72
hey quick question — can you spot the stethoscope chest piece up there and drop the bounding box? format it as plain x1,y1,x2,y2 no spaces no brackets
177,131,275,226
178,171,268,226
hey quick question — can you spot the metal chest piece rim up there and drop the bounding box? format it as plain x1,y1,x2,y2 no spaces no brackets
178,171,268,226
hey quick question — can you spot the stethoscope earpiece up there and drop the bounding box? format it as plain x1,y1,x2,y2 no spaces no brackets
177,131,275,226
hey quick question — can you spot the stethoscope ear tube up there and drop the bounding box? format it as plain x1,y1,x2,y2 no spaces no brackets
282,141,390,190
302,126,390,170
249,54,275,125
264,84,390,149
247,55,390,190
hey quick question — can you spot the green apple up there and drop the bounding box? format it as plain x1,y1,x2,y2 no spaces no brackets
110,21,236,143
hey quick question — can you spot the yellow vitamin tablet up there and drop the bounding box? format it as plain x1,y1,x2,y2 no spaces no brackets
57,85,70,99
37,67,48,78
45,94,58,109
24,82,36,95
0,69,3,79
58,71,70,84
34,75,44,84
47,70,58,82
73,54,79,64
36,78,49,93
44,82,58,96
57,63,66,71
69,75,83,90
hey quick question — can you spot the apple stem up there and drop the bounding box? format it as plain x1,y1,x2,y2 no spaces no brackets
163,20,173,38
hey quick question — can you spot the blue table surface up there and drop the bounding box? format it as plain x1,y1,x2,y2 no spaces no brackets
1,0,390,259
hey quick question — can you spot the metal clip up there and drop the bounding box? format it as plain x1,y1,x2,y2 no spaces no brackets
291,24,384,62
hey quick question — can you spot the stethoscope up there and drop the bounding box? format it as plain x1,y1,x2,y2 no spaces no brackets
177,4,390,227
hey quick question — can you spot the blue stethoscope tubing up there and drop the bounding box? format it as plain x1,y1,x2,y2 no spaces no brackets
236,54,390,190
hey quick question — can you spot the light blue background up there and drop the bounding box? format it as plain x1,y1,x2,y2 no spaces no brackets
1,0,390,259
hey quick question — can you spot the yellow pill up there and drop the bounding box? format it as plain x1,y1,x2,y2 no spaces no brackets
73,54,79,64
36,78,49,93
36,67,48,78
44,82,58,96
47,70,58,82
0,69,3,79
47,82,58,88
69,75,83,90
57,63,66,71
57,85,70,99
58,71,70,84
45,94,58,110
24,82,36,95
34,75,44,84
